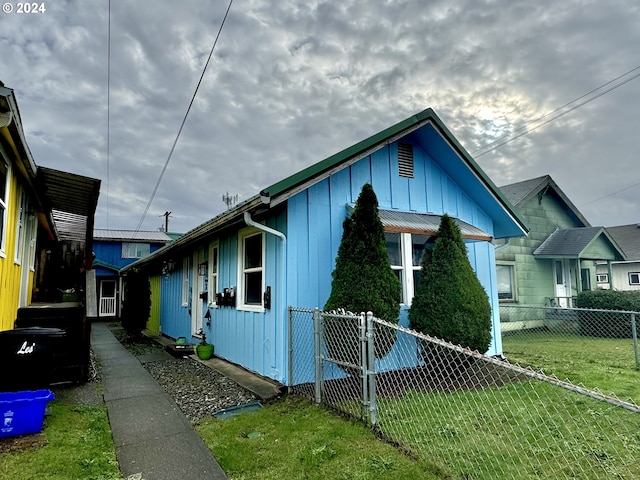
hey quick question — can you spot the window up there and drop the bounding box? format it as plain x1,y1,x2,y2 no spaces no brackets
238,230,264,310
385,232,430,304
496,264,516,301
122,242,151,259
0,157,9,256
181,257,190,306
596,273,609,283
629,272,640,285
208,242,219,306
581,268,591,291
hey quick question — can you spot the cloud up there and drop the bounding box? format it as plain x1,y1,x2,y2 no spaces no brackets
2,0,639,232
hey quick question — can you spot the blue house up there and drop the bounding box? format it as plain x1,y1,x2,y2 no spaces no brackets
123,108,528,385
92,229,173,318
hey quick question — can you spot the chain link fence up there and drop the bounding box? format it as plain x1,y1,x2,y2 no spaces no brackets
500,305,640,388
289,306,640,479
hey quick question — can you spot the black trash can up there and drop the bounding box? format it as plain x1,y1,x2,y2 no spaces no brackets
15,303,90,385
0,327,67,392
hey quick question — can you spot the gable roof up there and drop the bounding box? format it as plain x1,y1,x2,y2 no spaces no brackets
604,224,640,260
533,226,626,260
500,175,590,227
123,108,528,272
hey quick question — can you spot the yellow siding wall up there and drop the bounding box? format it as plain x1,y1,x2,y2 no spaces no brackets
147,274,161,334
0,173,21,331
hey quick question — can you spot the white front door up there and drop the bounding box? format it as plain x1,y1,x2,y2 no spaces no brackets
191,250,206,335
99,280,117,316
554,260,571,307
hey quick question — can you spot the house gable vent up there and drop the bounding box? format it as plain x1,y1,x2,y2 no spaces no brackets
398,143,414,178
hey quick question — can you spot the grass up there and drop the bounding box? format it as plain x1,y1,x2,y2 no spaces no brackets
0,391,120,480
375,382,640,479
502,331,640,404
196,394,451,480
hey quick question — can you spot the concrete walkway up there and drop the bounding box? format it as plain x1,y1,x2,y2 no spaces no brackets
91,322,227,480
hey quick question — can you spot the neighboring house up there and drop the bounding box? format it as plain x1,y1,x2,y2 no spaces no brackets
122,108,528,385
0,82,100,330
595,224,640,291
497,175,625,307
92,229,174,319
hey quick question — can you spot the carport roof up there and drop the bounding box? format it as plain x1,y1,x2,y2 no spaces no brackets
37,166,101,241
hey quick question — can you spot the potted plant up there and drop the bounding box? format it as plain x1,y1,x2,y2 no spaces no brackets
194,329,214,360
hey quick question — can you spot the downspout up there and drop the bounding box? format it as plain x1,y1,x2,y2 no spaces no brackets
243,211,288,382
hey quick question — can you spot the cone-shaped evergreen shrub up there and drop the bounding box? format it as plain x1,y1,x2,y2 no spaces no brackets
121,269,152,336
324,183,401,362
408,214,492,352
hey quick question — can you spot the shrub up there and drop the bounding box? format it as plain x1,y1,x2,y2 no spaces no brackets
324,183,401,362
408,214,492,352
575,290,640,338
120,268,151,336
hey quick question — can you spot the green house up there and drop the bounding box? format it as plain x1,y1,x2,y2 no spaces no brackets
496,175,625,307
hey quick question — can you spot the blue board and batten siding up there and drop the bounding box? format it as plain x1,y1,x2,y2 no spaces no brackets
159,210,288,383
287,140,503,359
157,137,510,385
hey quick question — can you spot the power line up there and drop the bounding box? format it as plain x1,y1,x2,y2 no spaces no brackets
579,179,640,208
472,65,640,158
106,0,111,228
134,0,235,232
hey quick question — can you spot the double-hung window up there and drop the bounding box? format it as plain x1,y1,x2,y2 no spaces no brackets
385,232,430,305
239,230,264,310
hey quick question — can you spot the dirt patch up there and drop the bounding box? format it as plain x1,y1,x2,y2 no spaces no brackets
0,432,47,454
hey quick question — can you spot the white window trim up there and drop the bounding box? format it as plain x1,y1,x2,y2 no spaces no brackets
208,241,219,307
0,155,10,258
237,228,264,312
122,242,151,259
496,262,517,302
629,272,640,285
387,232,423,306
596,273,609,283
181,257,190,307
14,187,26,264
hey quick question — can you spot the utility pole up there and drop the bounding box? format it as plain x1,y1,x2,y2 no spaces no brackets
160,211,172,232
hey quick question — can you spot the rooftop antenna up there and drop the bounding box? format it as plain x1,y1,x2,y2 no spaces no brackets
222,192,239,210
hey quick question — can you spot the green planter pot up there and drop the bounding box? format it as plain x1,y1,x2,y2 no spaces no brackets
195,343,214,360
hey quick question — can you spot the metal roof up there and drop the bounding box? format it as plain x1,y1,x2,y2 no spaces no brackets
533,227,626,260
261,108,528,239
37,166,101,241
94,229,173,242
356,207,492,241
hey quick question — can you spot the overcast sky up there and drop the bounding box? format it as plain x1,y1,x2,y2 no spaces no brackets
2,0,639,233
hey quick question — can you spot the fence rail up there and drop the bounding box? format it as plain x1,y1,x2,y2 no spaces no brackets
289,306,640,479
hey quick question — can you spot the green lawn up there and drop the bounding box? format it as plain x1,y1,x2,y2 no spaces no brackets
0,398,119,480
376,382,640,479
502,331,640,404
197,395,451,480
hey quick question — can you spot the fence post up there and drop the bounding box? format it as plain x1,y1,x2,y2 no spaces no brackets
631,313,639,370
360,312,369,420
366,311,377,427
313,307,323,404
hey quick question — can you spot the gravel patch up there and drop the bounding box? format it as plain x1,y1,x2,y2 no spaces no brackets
109,326,258,422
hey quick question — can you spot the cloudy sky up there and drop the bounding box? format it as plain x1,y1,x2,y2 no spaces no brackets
2,0,639,233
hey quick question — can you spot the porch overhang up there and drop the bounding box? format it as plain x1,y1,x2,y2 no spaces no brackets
533,227,626,261
347,205,493,241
